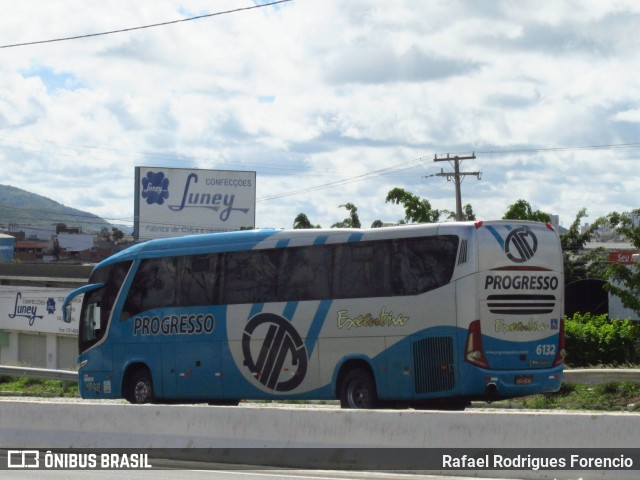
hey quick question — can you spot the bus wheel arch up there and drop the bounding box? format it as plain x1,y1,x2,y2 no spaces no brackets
123,364,154,404
336,361,378,409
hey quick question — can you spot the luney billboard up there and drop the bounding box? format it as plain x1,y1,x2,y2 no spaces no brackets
134,167,256,240
0,288,82,335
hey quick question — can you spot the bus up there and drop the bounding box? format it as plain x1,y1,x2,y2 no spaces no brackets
64,220,565,409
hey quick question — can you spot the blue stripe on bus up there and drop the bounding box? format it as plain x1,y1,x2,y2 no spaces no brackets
305,299,332,357
249,303,264,319
485,225,505,249
276,239,290,248
283,301,299,321
348,232,364,243
313,235,329,245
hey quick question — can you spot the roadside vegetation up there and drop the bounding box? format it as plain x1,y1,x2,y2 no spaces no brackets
487,381,640,412
0,376,78,397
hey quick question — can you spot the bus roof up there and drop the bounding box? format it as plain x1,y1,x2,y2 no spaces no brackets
95,220,554,269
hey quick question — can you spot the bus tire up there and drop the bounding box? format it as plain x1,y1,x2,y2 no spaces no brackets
339,368,378,409
126,368,154,404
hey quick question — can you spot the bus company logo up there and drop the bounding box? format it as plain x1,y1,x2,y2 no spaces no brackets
241,313,308,392
504,227,538,263
8,292,44,326
141,171,169,205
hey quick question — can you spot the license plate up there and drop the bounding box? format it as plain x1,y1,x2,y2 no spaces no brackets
515,375,533,385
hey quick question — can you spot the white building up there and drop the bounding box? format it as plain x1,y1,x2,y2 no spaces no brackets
0,286,81,370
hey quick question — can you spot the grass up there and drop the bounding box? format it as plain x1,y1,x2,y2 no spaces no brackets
1,376,639,412
0,376,79,398
487,382,640,412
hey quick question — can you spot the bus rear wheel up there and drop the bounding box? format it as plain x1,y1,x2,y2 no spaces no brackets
339,368,378,409
126,368,154,404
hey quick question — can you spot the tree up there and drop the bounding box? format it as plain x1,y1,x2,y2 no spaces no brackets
111,227,124,243
293,213,320,229
51,237,61,261
604,209,640,316
370,220,384,228
444,203,476,221
560,208,607,285
385,188,440,223
331,203,361,228
98,227,111,243
503,199,551,222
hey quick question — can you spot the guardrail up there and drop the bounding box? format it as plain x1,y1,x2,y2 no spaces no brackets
1,365,639,387
0,365,77,383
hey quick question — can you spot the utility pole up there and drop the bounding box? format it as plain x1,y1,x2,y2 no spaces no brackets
433,153,481,221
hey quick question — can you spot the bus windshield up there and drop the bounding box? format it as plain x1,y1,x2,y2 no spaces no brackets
79,261,132,353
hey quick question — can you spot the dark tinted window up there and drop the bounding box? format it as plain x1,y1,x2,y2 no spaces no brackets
278,245,333,301
120,234,459,313
80,261,132,352
122,257,178,318
333,241,390,298
223,250,279,304
390,236,459,295
181,254,221,306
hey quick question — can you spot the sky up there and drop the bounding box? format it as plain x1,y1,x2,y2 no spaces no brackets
1,0,639,232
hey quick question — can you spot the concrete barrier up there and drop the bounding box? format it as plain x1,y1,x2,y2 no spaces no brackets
563,368,640,385
0,400,637,479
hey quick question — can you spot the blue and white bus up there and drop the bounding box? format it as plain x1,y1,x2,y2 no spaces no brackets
64,220,565,409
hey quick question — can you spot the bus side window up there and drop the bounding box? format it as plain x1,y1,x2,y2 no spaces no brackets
181,254,221,306
223,250,279,304
121,258,178,317
279,246,332,301
391,236,458,295
333,242,390,298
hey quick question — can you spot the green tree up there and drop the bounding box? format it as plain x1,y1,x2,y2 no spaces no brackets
332,203,361,228
444,203,476,221
51,238,61,261
560,208,607,285
111,227,124,243
604,209,640,316
370,219,384,228
503,199,551,222
385,188,440,223
293,213,320,229
98,227,111,242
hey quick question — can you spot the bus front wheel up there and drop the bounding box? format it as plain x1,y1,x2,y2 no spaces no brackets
126,368,154,404
339,368,378,409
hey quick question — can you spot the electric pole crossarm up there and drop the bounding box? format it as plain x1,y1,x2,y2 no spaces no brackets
431,153,481,221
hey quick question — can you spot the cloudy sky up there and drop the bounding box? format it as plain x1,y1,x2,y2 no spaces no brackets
1,0,639,232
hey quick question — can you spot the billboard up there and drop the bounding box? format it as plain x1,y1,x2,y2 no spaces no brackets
134,167,256,240
0,287,81,335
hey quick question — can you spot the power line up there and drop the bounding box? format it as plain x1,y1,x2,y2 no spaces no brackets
476,142,640,155
256,155,433,202
0,0,292,49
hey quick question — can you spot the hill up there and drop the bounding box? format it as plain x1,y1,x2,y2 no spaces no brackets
0,184,111,233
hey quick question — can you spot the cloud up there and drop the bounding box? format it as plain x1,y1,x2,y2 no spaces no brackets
1,0,640,232
613,109,640,123
325,44,481,85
